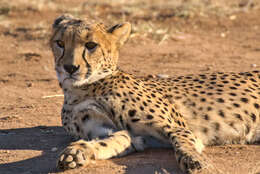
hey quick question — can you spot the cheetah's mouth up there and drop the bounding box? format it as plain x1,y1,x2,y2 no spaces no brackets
63,75,78,83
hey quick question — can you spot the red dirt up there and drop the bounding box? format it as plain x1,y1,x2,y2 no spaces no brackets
0,1,260,174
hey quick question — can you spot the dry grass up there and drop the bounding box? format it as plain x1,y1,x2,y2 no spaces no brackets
0,0,259,44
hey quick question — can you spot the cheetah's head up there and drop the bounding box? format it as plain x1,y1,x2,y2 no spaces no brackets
50,15,131,88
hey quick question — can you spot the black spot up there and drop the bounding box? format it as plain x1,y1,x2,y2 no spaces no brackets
200,98,206,102
159,115,165,119
74,123,80,132
143,101,147,106
80,143,88,148
182,134,188,138
233,103,240,108
82,114,89,121
202,127,208,134
119,115,124,125
111,108,116,118
164,107,168,111
176,120,182,126
245,125,250,134
245,89,252,93
254,103,260,109
218,110,225,117
87,132,93,139
240,97,249,103
72,99,78,104
251,113,256,122
189,138,196,143
131,118,140,122
222,80,229,84
147,115,153,120
128,110,136,117
163,102,168,107
151,93,156,98
99,142,107,147
192,93,198,97
229,92,236,96
217,98,225,103
129,91,134,95
163,125,171,130
250,78,257,82
217,89,223,92
207,92,213,96
155,104,160,108
207,106,212,111
214,122,220,131
116,93,121,97
234,113,243,121
230,86,237,90
148,109,154,113
199,74,207,79
126,123,132,131
203,114,210,120
147,99,152,103
140,106,144,111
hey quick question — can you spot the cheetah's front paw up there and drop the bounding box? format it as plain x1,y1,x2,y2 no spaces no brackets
57,140,95,170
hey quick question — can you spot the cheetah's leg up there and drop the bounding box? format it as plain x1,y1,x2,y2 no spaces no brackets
162,126,222,174
57,130,144,170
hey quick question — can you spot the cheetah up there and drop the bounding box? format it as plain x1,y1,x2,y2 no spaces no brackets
50,14,260,174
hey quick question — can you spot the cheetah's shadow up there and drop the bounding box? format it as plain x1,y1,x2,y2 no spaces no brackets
0,126,181,174
0,126,70,174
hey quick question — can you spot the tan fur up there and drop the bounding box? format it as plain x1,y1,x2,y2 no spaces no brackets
50,15,260,174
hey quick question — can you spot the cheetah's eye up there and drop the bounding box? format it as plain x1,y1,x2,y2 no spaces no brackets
85,42,98,52
56,40,65,48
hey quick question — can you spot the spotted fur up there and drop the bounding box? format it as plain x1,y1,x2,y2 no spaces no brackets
50,15,260,174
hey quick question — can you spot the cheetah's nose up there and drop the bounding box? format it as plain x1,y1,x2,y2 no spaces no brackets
63,64,80,74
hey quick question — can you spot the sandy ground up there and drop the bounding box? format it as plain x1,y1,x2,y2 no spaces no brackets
0,0,260,174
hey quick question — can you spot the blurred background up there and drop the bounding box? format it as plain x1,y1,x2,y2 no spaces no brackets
0,1,260,174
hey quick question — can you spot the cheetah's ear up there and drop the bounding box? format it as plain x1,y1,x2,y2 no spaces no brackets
52,14,74,29
107,22,131,48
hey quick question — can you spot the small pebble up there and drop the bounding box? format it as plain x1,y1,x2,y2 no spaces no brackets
27,82,32,87
51,147,58,152
156,74,169,78
229,15,237,20
147,74,156,78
